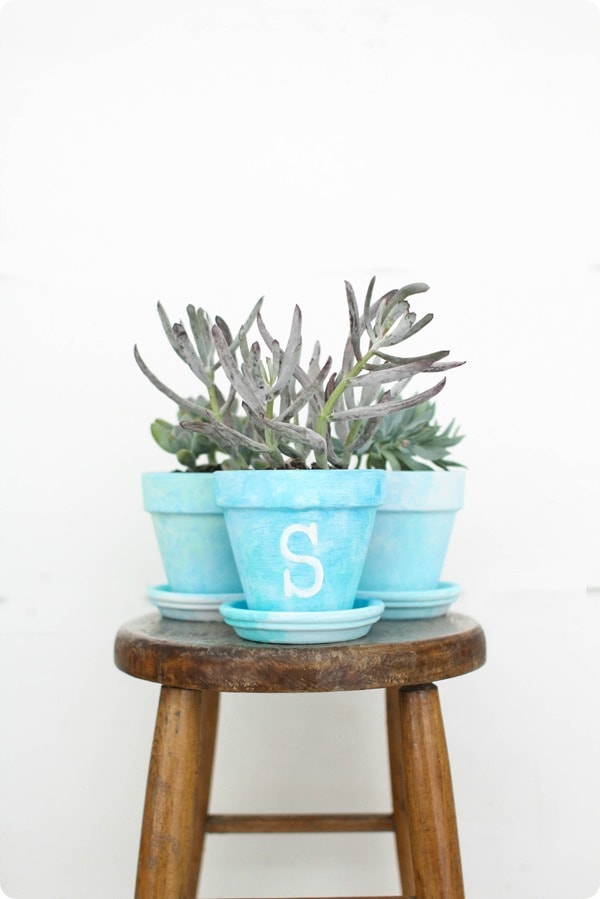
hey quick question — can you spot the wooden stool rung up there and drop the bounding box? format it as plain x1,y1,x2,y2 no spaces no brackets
206,812,395,833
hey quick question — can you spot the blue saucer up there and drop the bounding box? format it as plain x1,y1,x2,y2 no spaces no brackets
148,584,244,622
356,581,460,620
219,598,385,644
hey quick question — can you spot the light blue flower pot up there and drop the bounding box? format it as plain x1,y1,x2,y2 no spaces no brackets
142,472,243,597
358,470,465,594
214,470,385,613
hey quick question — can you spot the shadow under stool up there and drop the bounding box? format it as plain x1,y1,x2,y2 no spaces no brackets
115,612,486,899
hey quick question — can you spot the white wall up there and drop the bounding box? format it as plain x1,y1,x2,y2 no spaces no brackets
0,2,598,897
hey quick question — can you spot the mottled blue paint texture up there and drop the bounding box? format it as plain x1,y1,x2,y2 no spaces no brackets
358,470,465,594
142,472,242,596
219,597,384,644
214,470,385,613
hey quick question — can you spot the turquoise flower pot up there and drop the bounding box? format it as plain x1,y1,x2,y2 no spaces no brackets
358,470,465,595
142,472,243,598
214,470,385,613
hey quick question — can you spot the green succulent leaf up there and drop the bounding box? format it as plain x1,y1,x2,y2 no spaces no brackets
357,399,464,471
176,449,198,469
150,419,179,453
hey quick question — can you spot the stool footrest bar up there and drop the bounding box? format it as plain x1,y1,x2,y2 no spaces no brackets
206,812,395,833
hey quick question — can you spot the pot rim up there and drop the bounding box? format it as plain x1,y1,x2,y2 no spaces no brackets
213,468,386,510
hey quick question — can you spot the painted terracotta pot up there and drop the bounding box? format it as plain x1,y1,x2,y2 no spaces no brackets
358,469,465,598
214,469,385,613
142,472,243,599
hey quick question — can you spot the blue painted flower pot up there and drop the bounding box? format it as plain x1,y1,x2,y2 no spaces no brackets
358,470,465,595
214,470,385,613
142,472,243,598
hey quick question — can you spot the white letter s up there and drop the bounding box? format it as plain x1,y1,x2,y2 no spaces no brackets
280,522,324,599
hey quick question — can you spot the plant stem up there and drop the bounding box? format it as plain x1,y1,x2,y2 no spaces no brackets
264,397,285,467
313,347,376,467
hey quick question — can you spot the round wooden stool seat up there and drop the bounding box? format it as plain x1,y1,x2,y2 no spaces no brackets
115,611,485,693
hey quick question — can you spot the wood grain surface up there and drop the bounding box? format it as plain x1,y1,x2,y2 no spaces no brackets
115,612,485,693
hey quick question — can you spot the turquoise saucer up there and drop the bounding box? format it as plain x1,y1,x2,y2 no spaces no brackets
219,598,385,644
148,584,244,622
356,581,460,620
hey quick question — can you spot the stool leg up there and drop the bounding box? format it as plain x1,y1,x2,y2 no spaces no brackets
135,687,219,899
186,690,219,898
385,687,416,896
399,684,464,899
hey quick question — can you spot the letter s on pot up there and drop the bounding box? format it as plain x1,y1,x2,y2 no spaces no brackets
279,523,324,599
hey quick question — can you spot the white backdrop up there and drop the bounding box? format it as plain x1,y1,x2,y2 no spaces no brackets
0,1,598,897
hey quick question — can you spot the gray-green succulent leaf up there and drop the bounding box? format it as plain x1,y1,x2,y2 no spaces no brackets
329,378,446,422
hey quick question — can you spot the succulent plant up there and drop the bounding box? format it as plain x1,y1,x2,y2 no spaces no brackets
134,300,264,469
350,400,464,471
178,277,464,470
149,401,222,472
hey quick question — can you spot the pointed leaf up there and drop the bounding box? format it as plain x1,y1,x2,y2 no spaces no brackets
272,305,302,394
212,324,265,413
365,350,449,369
398,312,435,342
278,356,332,421
345,415,382,453
308,341,322,380
263,417,327,455
363,276,377,342
156,302,183,358
256,310,276,350
243,341,268,402
270,339,281,383
187,306,212,364
350,358,448,388
339,337,356,379
426,359,466,372
329,378,447,421
230,297,264,353
238,329,252,366
325,371,337,401
215,316,233,345
171,322,212,386
345,281,362,361
181,415,269,454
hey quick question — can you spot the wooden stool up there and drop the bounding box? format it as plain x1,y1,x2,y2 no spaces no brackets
115,612,485,899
